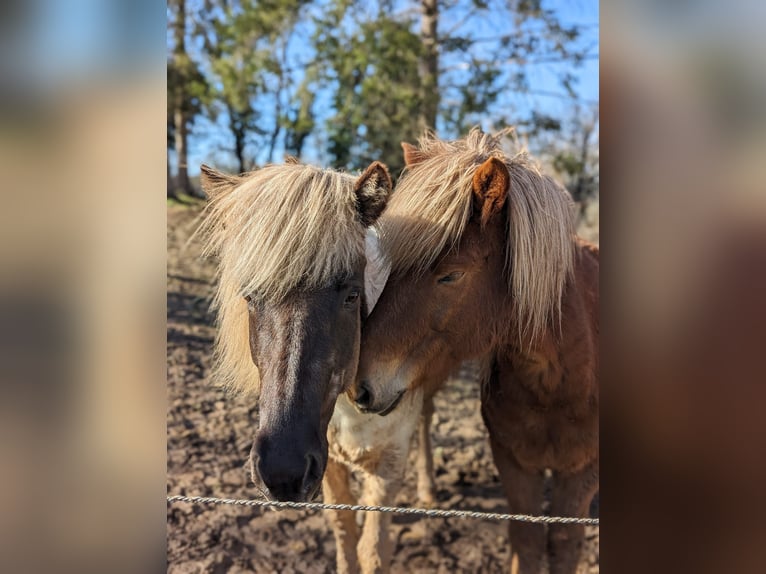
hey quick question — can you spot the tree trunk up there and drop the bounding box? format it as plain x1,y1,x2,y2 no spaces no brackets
167,151,175,199
171,0,192,196
173,107,191,195
267,39,289,164
233,123,247,174
418,0,439,133
574,114,595,205
288,131,308,158
235,135,246,174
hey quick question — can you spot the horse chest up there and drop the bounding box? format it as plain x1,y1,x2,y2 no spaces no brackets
328,391,422,467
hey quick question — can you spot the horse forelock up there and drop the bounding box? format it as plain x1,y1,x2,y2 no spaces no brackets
380,127,577,342
199,163,366,300
196,162,368,395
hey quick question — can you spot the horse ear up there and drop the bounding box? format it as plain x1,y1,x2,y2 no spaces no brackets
472,157,509,227
200,164,240,199
354,161,392,227
401,142,427,166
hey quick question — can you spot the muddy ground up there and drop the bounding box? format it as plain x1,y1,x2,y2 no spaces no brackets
167,203,599,573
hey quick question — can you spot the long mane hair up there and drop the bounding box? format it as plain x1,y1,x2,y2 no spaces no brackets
195,162,367,395
380,128,576,341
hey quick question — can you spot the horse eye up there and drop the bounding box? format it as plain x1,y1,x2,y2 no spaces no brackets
244,294,252,302
344,290,360,307
438,271,464,284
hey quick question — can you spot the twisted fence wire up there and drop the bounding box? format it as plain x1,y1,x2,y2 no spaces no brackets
167,494,598,526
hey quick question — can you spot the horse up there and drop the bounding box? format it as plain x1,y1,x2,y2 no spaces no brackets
195,159,392,502
196,159,439,574
353,129,599,574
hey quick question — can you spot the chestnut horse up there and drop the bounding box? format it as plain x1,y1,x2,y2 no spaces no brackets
354,129,599,574
196,160,440,573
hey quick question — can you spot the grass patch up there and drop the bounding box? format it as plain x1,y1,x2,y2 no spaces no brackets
168,192,205,207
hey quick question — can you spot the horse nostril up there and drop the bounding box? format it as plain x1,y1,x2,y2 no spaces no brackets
302,452,322,495
354,381,372,408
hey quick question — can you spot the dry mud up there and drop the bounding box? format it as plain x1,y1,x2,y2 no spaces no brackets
167,204,599,573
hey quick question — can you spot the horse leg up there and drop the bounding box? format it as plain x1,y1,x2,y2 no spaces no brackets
489,438,546,574
356,449,406,574
416,392,436,507
323,456,360,574
547,461,599,574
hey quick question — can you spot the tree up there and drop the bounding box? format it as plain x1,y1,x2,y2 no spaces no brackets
418,0,439,132
181,0,597,179
168,0,209,197
313,0,594,172
197,0,312,173
283,74,317,159
314,3,424,175
436,0,593,135
553,105,599,206
529,103,599,207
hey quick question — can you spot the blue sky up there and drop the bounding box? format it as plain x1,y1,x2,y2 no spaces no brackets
181,0,598,174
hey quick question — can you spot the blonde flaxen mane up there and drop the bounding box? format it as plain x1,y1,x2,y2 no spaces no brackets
381,128,576,341
196,163,368,394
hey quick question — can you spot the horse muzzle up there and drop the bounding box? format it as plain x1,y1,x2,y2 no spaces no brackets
249,434,325,502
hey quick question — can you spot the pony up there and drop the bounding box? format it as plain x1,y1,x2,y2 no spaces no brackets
196,159,392,502
353,129,599,574
196,159,439,574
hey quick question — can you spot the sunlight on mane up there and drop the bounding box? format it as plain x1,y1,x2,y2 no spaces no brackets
381,128,576,341
195,163,367,395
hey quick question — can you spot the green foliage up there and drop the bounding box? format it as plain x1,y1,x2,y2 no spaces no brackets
442,61,503,134
437,0,590,133
552,151,584,177
531,104,599,204
167,55,210,149
282,74,317,157
197,0,312,170
520,111,562,137
315,4,424,175
172,0,597,178
167,0,210,150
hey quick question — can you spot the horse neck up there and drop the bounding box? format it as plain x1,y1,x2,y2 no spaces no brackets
329,389,423,453
498,240,599,400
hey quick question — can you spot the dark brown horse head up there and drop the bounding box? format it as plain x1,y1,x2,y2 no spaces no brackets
198,160,391,500
244,267,365,501
354,130,575,414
